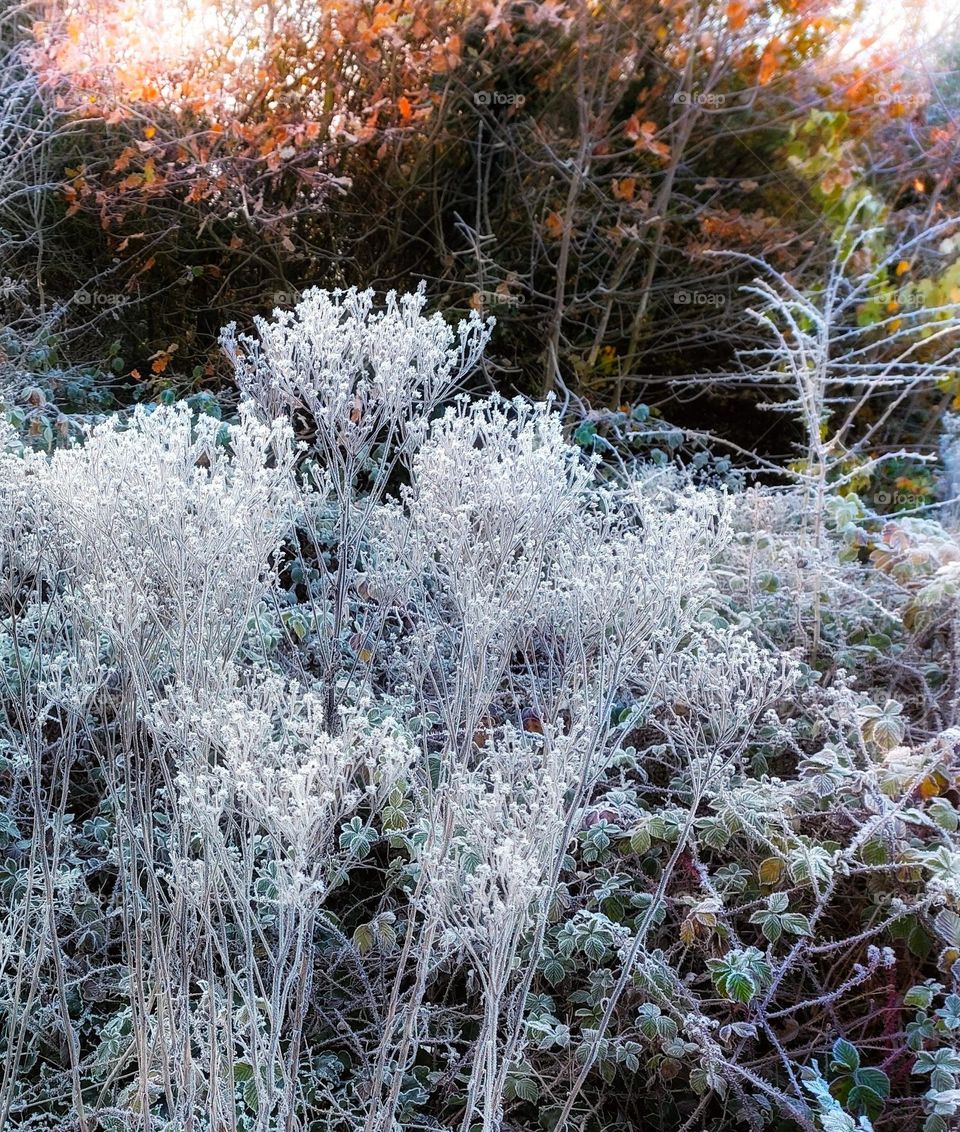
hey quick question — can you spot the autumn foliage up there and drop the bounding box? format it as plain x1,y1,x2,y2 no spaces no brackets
0,0,940,412
3,1,958,417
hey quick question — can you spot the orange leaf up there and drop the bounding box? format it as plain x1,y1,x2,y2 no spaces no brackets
398,95,413,120
726,1,748,31
113,147,138,173
544,211,565,239
758,38,782,87
612,177,636,202
895,259,911,276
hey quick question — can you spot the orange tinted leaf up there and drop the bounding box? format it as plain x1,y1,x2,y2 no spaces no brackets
612,177,636,202
113,147,138,173
919,775,941,798
758,38,782,87
726,1,748,31
398,95,413,120
544,211,565,238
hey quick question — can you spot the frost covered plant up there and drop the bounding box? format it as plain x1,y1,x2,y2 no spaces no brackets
36,402,298,690
372,400,731,753
6,288,960,1132
220,283,491,459
655,628,800,785
150,674,418,1129
221,284,492,728
421,728,585,1132
167,675,415,887
371,397,600,740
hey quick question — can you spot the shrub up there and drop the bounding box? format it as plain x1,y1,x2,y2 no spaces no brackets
0,286,958,1132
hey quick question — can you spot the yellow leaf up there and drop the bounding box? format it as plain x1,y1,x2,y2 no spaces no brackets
759,857,783,885
919,775,941,798
896,260,911,276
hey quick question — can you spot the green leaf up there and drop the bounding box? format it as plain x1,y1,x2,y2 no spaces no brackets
353,923,374,956
542,958,566,986
760,915,782,944
724,971,757,1004
339,816,378,858
831,1037,860,1072
780,913,811,936
904,984,937,1010
508,1076,540,1104
854,1067,889,1097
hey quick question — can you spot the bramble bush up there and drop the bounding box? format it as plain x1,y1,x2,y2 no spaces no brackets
0,284,959,1132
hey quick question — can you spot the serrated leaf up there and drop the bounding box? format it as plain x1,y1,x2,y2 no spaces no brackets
853,1066,890,1098
761,915,782,944
780,913,811,936
724,971,757,1004
928,798,959,832
352,923,374,955
542,958,566,986
934,909,960,947
904,984,936,1009
759,857,783,885
861,839,889,866
831,1037,860,1072
510,1076,539,1103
